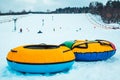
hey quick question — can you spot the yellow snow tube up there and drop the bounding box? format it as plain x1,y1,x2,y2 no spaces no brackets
71,40,116,61
72,40,114,53
7,44,75,64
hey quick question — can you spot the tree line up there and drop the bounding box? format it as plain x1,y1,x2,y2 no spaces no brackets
0,0,120,23
89,0,120,23
0,10,46,15
52,0,120,23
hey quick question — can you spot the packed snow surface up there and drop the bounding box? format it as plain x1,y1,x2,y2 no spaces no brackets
0,13,120,80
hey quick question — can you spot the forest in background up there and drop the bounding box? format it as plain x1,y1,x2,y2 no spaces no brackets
0,0,120,24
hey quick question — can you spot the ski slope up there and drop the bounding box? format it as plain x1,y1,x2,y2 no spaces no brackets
0,13,120,80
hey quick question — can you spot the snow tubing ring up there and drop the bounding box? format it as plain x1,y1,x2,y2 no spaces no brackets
62,40,116,61
6,44,75,73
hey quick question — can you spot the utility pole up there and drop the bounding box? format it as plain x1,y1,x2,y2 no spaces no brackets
13,18,17,31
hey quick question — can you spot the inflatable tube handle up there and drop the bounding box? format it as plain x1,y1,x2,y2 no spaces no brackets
11,49,17,53
39,43,46,45
63,50,71,53
72,43,88,49
95,40,112,47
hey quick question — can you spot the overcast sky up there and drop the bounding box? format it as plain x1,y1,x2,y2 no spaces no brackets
0,0,108,12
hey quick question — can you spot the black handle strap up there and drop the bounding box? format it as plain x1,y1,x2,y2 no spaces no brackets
11,49,17,53
72,40,112,49
72,42,88,49
95,39,112,47
63,49,71,53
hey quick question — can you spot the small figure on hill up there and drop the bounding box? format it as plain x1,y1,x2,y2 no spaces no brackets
76,30,78,32
60,27,62,29
53,28,55,31
79,28,81,30
26,28,30,32
20,28,22,33
94,26,96,29
42,19,44,26
38,30,42,34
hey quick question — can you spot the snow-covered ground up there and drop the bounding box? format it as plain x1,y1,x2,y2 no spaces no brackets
0,13,120,80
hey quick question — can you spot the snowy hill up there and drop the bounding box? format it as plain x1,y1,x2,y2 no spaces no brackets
0,13,120,80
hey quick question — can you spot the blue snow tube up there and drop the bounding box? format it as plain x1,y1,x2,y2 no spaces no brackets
74,50,116,61
7,60,74,73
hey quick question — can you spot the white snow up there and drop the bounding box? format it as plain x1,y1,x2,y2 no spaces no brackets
0,13,120,80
